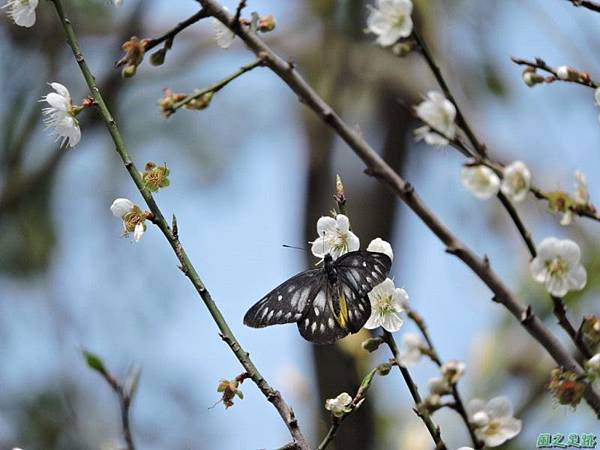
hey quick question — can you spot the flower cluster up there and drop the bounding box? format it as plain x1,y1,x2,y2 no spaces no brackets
324,392,353,418
461,160,531,202
422,360,467,410
3,0,38,27
310,214,404,332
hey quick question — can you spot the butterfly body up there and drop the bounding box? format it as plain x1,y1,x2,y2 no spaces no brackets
244,251,392,344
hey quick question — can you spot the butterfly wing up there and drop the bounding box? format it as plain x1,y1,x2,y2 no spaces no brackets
297,278,349,344
335,251,392,332
243,268,323,328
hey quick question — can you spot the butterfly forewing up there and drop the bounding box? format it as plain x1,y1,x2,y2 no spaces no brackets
335,251,392,332
243,268,322,328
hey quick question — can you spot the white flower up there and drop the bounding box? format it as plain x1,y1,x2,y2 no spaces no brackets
398,332,425,366
467,396,522,447
212,8,235,49
501,161,531,202
414,91,457,146
587,353,600,378
41,82,81,148
461,165,500,200
574,170,589,205
112,0,123,6
3,0,38,27
529,237,587,297
442,360,466,384
427,376,450,395
364,278,406,332
311,214,359,260
366,0,413,47
594,87,600,106
367,237,394,261
110,198,146,242
324,392,352,417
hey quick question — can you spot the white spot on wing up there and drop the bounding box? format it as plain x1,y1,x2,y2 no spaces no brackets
314,307,320,317
311,322,317,334
284,312,292,320
319,323,325,333
277,295,283,301
328,318,335,329
267,310,274,321
313,290,327,309
304,318,310,328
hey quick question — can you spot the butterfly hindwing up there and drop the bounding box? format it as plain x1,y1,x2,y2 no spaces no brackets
335,251,392,332
243,268,322,328
297,279,349,344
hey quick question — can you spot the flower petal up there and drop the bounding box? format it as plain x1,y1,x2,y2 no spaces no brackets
111,198,135,218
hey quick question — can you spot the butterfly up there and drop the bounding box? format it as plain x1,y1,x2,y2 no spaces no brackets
243,251,392,344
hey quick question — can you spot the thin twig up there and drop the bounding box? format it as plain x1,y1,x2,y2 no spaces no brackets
145,8,209,52
406,309,482,450
412,29,590,359
198,0,600,416
49,2,309,448
168,58,263,114
565,0,600,13
382,331,448,450
511,56,599,88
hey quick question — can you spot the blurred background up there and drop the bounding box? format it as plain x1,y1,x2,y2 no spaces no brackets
1,0,600,449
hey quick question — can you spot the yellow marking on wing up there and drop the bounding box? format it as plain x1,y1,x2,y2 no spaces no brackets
337,294,348,329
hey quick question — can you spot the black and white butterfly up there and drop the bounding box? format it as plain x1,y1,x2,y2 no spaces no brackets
243,251,392,344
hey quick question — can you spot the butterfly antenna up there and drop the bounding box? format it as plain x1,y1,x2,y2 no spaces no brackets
282,244,308,252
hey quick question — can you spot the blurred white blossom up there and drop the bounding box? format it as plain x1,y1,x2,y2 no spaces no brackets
415,91,456,145
556,65,572,80
364,278,406,332
110,198,146,242
112,0,123,6
427,376,450,395
529,237,587,297
324,392,352,417
41,82,82,148
3,0,38,27
574,170,589,205
213,8,235,49
461,165,500,200
467,396,522,447
366,0,413,47
501,161,530,202
311,214,359,260
442,360,466,384
398,332,425,366
367,237,394,261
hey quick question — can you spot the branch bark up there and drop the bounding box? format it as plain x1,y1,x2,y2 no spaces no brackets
49,2,310,448
198,0,600,417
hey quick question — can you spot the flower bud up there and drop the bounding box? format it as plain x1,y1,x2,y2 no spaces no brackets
185,92,213,111
150,48,167,66
392,42,415,57
522,69,544,87
548,368,585,407
258,15,276,32
556,65,577,81
377,362,392,376
122,65,137,78
361,337,383,353
581,315,600,353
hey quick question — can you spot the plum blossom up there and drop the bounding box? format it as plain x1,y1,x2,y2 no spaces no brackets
501,161,531,202
467,396,522,447
110,198,146,242
366,0,413,47
367,237,394,261
529,238,587,297
461,165,500,200
213,8,235,49
311,214,359,260
325,392,352,417
415,91,457,146
364,278,406,332
3,0,38,27
442,360,466,384
40,82,82,148
398,332,426,366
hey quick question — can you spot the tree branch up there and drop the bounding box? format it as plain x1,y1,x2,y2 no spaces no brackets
405,308,483,449
144,8,209,52
383,332,448,450
565,0,600,13
198,0,600,416
49,2,309,448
